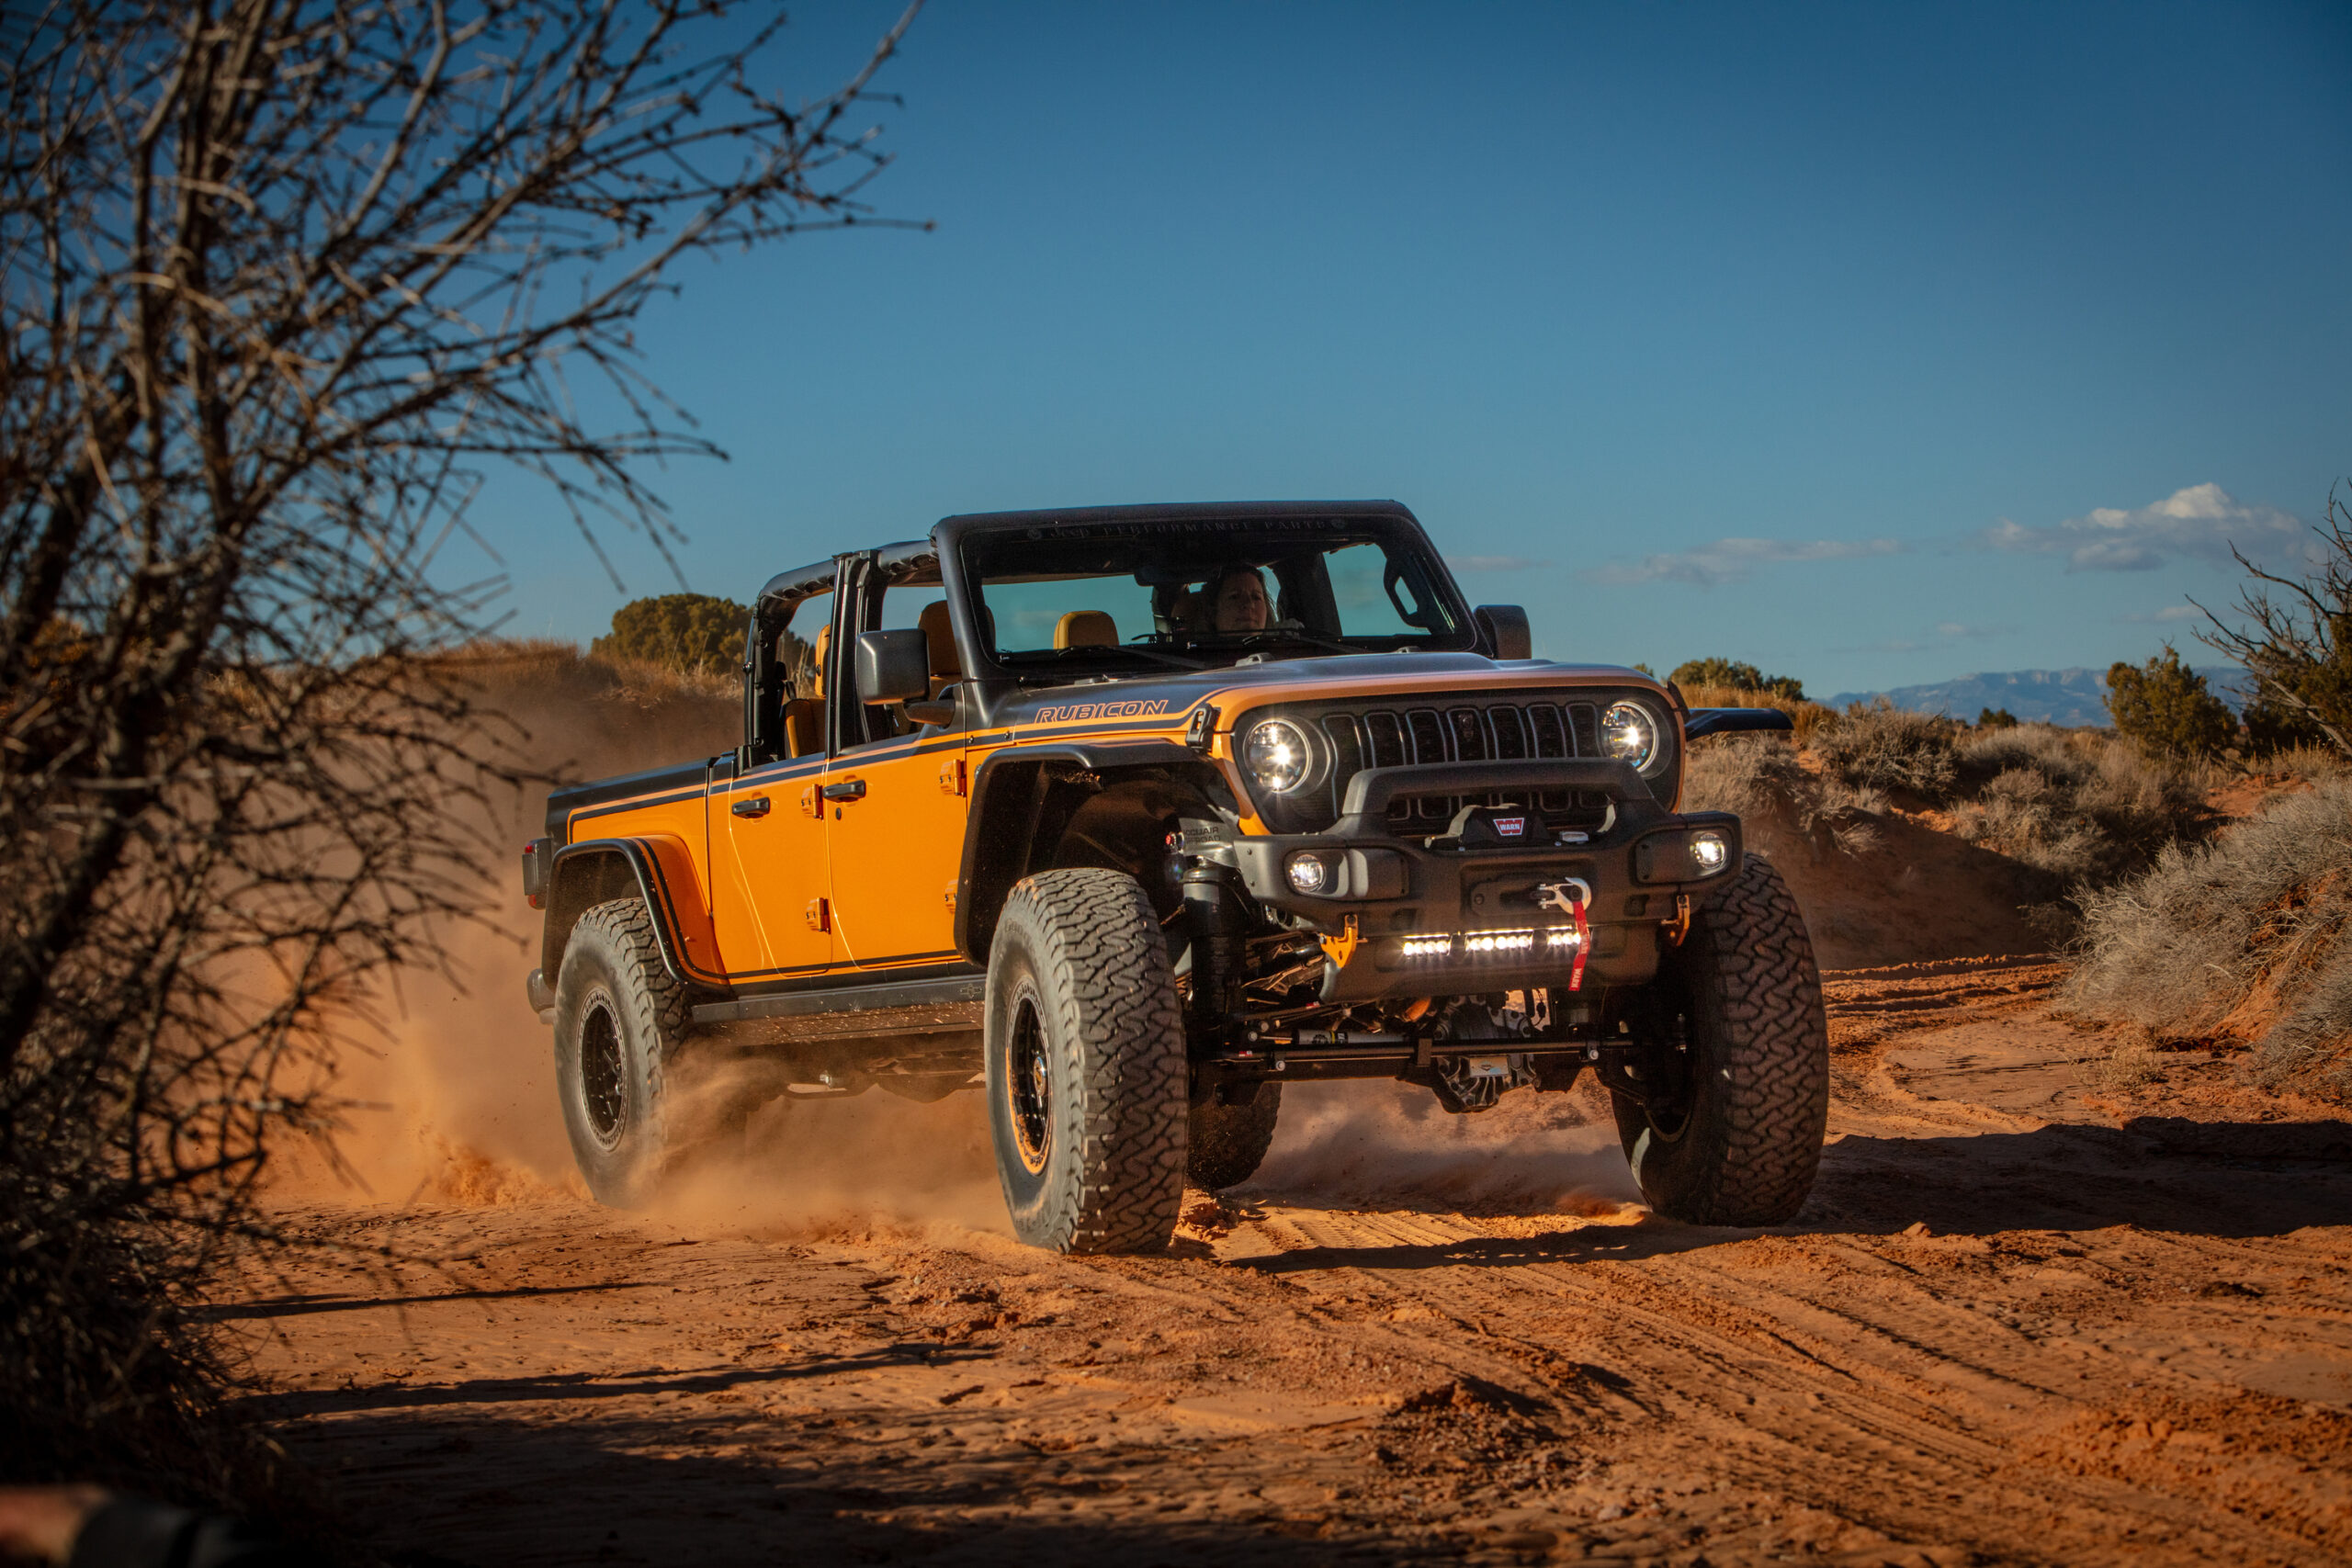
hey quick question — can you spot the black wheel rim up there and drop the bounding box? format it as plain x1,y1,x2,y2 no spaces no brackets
1005,991,1052,1175
1645,1000,1699,1141
580,998,628,1147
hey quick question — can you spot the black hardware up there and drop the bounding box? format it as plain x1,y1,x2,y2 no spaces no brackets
731,796,772,818
820,778,867,803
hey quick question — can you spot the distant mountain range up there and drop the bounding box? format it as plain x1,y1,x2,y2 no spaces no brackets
1822,666,2246,728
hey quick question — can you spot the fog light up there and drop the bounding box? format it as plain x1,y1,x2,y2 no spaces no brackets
1285,852,1329,894
1690,829,1729,875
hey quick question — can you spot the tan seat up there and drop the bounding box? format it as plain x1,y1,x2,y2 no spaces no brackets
918,600,960,690
780,697,822,758
810,625,831,698
1055,610,1117,649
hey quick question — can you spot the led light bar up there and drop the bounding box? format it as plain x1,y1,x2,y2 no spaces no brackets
1396,927,1581,960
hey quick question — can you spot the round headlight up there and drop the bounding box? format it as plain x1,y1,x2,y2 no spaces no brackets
1601,701,1661,772
1244,719,1309,793
1690,829,1729,875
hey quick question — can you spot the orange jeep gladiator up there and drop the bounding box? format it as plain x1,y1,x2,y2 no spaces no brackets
522,501,1824,1253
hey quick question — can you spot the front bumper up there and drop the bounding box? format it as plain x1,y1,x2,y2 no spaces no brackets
1216,758,1741,1001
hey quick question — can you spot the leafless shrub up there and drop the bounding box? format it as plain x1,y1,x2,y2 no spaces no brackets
0,0,920,1498
2195,482,2352,757
1812,700,1962,800
2064,779,2352,1100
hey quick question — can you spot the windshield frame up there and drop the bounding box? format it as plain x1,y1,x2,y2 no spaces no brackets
936,502,1477,685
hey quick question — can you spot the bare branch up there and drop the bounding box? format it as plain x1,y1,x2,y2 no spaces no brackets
0,0,922,1491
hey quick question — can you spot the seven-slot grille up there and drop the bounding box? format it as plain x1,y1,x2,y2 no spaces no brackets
1317,698,1606,829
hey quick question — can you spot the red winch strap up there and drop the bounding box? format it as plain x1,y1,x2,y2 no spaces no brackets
1569,891,1589,992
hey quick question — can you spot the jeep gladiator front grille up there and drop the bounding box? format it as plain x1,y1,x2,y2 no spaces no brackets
1288,695,1610,833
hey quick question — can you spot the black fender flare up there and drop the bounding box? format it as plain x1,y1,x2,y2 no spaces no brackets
952,741,1216,962
540,838,729,992
1683,706,1796,740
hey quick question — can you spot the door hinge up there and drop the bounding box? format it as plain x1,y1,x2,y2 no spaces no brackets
943,881,958,911
938,756,967,795
805,897,831,932
799,784,820,818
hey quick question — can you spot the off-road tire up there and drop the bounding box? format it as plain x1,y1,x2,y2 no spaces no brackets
1188,1085,1282,1190
985,869,1189,1253
554,897,691,1208
1611,853,1827,1225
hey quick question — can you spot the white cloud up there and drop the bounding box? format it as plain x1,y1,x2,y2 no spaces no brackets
1446,555,1551,573
1584,536,1905,587
2122,604,2207,624
1984,483,2307,572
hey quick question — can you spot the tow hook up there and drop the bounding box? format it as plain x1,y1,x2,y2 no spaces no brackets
1661,893,1692,948
1319,913,1362,969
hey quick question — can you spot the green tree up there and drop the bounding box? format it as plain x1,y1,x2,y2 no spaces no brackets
1668,656,1805,702
2106,647,2236,759
1977,706,2018,729
594,593,751,677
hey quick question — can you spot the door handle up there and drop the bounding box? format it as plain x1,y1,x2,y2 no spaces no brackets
820,778,866,803
730,795,771,818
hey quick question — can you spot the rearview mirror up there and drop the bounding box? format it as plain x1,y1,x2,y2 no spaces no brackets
854,628,931,705
1475,604,1532,660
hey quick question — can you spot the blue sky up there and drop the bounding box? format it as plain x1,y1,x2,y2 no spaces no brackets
483,1,2352,699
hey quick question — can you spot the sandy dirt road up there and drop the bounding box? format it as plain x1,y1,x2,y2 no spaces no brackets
237,958,2352,1566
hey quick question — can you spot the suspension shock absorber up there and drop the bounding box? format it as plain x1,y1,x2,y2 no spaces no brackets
1180,859,1250,1039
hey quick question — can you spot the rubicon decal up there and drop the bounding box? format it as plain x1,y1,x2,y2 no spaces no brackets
1033,698,1174,723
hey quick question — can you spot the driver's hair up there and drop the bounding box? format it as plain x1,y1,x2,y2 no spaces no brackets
1187,563,1268,634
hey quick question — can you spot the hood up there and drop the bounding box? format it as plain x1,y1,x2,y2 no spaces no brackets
978,652,1664,730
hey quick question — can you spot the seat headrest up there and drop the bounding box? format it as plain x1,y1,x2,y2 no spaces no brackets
1055,610,1118,649
917,600,959,679
1168,588,1204,636
811,624,831,698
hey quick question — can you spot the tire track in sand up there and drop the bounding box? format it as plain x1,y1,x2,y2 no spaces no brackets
1215,959,2352,1564
240,956,2352,1565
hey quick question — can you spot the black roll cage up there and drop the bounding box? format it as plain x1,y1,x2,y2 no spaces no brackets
740,502,1483,761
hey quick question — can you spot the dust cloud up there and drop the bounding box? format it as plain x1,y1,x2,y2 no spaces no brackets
266,900,578,1208
259,645,1026,1231
1246,1078,1644,1216
658,1072,1009,1238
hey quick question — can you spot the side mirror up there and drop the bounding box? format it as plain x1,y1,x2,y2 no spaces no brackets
854,628,931,705
1475,604,1532,660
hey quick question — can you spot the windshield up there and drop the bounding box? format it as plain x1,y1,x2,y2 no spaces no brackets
960,519,1471,671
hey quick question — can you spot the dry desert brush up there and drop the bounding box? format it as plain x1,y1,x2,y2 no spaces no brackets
0,0,919,1497
1944,722,2211,887
2065,779,2352,1100
1684,705,2211,912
